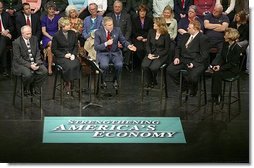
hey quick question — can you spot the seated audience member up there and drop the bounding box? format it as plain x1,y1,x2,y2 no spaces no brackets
22,0,42,14
177,5,204,43
12,25,47,96
132,4,153,67
41,0,68,17
152,0,174,17
15,3,41,40
41,1,61,75
106,0,131,15
130,0,153,18
88,0,107,16
52,17,81,94
210,28,241,104
142,17,170,88
82,3,103,40
65,5,84,54
67,0,89,19
230,10,249,51
174,0,194,21
0,1,14,77
194,0,220,20
2,0,22,16
167,20,210,96
162,5,177,62
94,16,136,88
204,4,229,54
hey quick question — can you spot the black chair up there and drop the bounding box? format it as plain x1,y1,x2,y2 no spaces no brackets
212,53,246,121
179,70,207,109
52,64,82,105
12,75,43,119
141,63,168,103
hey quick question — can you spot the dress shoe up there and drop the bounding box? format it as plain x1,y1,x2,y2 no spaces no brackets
2,71,9,77
24,90,30,97
101,82,107,89
190,89,197,97
113,81,119,89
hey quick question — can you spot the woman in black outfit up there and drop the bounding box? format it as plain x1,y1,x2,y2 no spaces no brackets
132,4,153,67
141,17,171,87
52,17,81,94
211,28,241,104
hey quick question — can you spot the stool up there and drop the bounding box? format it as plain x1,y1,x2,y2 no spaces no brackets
52,64,82,104
12,75,43,120
141,63,168,103
179,70,207,108
211,53,246,121
97,63,121,95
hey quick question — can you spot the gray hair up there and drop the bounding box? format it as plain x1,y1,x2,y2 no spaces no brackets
21,25,31,33
88,3,98,13
102,16,113,26
65,5,78,17
113,0,123,7
189,5,197,13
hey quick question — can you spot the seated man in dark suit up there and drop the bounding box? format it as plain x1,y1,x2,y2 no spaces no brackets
167,20,210,96
15,2,41,40
0,1,14,77
94,16,136,88
12,25,47,96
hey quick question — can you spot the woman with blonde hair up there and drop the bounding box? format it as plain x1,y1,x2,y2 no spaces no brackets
211,28,241,104
52,17,81,94
141,17,171,88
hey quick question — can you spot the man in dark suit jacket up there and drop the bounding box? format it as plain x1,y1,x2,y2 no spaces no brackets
167,20,210,96
174,0,194,21
106,0,132,70
15,3,41,40
94,16,136,88
12,25,47,96
0,1,14,76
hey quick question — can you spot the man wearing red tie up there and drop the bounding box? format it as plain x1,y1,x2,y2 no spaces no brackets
15,3,41,40
0,1,14,77
94,16,136,88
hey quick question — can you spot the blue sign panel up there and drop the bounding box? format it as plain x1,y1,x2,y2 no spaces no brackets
43,117,186,143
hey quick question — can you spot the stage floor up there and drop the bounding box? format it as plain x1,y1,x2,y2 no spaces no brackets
0,67,249,163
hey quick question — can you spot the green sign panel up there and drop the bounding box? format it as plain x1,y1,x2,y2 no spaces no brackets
43,117,186,143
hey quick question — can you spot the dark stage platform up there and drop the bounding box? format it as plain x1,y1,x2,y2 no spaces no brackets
0,67,249,163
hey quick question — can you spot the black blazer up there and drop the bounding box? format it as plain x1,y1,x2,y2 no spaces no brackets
212,42,241,74
175,32,210,67
52,30,78,60
146,29,171,59
12,36,42,74
2,0,22,12
0,12,14,34
230,22,249,42
15,12,41,40
132,15,153,39
107,11,132,41
174,0,194,20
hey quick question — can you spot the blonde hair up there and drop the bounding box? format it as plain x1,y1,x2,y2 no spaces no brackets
153,17,168,35
58,17,71,29
224,28,240,41
102,16,113,26
65,5,78,17
163,5,174,18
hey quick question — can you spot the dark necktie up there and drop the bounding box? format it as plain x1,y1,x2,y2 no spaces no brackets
117,15,120,25
0,19,2,33
26,16,31,26
107,31,111,50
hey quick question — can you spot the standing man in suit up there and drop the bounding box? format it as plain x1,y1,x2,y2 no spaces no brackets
15,3,41,40
12,25,47,96
167,20,210,96
94,16,136,88
106,0,132,71
0,1,14,77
